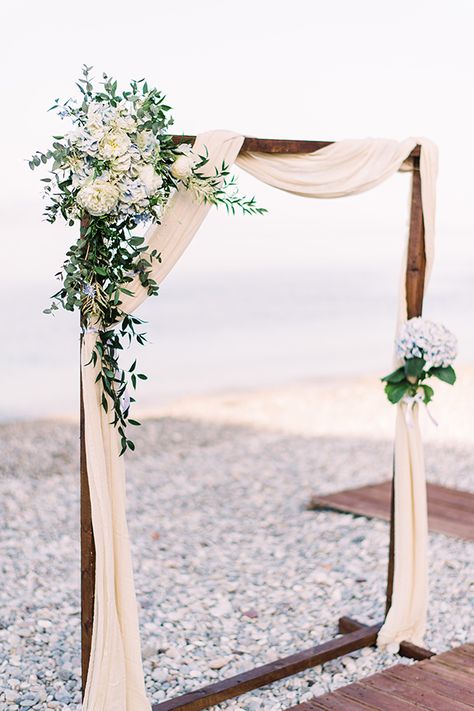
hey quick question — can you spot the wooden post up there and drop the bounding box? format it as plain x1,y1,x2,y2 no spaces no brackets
80,216,95,698
80,367,95,696
385,153,426,613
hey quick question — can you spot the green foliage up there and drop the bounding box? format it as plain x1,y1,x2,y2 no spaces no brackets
430,365,456,385
31,66,266,453
381,366,405,384
384,380,410,404
404,357,425,380
381,357,456,409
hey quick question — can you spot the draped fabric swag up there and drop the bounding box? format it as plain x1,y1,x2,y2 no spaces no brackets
81,130,438,710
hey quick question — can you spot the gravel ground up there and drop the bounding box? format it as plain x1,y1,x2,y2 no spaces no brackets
0,372,473,710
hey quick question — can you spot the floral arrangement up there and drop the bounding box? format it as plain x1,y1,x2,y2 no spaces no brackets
382,317,457,407
30,66,265,453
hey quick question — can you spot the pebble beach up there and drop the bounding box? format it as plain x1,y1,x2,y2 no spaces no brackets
0,369,473,710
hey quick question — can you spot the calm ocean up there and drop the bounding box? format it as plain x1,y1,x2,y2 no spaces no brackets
2,256,472,422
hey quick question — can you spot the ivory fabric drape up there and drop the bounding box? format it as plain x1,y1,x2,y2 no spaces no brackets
81,132,245,711
237,137,438,647
81,130,437,709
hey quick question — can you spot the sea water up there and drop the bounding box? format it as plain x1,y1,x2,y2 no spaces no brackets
1,255,472,421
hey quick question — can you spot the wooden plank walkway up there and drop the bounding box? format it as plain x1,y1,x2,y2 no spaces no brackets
309,481,474,540
287,644,474,710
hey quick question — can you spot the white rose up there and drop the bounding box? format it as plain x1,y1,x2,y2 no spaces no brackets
171,154,195,180
99,129,131,159
77,178,119,216
137,164,163,196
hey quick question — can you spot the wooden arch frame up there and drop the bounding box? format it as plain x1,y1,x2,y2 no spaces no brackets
80,137,431,710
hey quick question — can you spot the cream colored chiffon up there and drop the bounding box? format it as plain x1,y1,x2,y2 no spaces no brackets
81,131,245,711
236,137,438,646
81,131,437,708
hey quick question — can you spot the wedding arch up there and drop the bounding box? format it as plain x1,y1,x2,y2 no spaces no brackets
79,132,437,711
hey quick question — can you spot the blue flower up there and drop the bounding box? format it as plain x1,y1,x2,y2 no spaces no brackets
82,283,96,297
132,213,150,225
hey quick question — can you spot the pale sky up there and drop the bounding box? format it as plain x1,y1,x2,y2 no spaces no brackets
1,0,474,281
1,0,473,416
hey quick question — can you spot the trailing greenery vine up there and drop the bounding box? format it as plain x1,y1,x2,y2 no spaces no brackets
30,66,266,453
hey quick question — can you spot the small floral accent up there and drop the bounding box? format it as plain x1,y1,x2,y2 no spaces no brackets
382,317,457,406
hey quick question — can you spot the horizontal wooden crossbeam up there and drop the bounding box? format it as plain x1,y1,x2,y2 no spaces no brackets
338,617,434,661
171,135,421,163
151,620,382,711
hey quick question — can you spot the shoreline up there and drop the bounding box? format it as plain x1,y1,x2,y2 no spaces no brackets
2,365,472,444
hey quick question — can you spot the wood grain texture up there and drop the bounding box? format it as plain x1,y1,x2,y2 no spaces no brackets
309,481,474,541
290,645,474,710
406,162,426,319
80,350,95,696
365,668,472,710
79,216,95,698
171,135,421,161
386,664,474,706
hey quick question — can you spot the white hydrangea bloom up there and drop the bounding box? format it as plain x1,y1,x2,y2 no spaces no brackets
118,177,148,206
137,165,163,196
396,317,457,369
71,167,93,189
111,110,137,133
85,102,108,139
136,130,159,160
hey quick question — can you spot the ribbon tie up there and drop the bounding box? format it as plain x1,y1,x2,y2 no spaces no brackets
402,391,438,428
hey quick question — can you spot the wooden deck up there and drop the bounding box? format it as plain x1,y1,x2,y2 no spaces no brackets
287,644,474,710
309,481,474,540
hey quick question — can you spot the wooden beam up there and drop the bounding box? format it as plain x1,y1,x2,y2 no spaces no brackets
80,216,95,698
172,135,421,162
80,358,95,695
385,474,396,615
151,624,382,711
405,160,426,319
338,617,434,661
